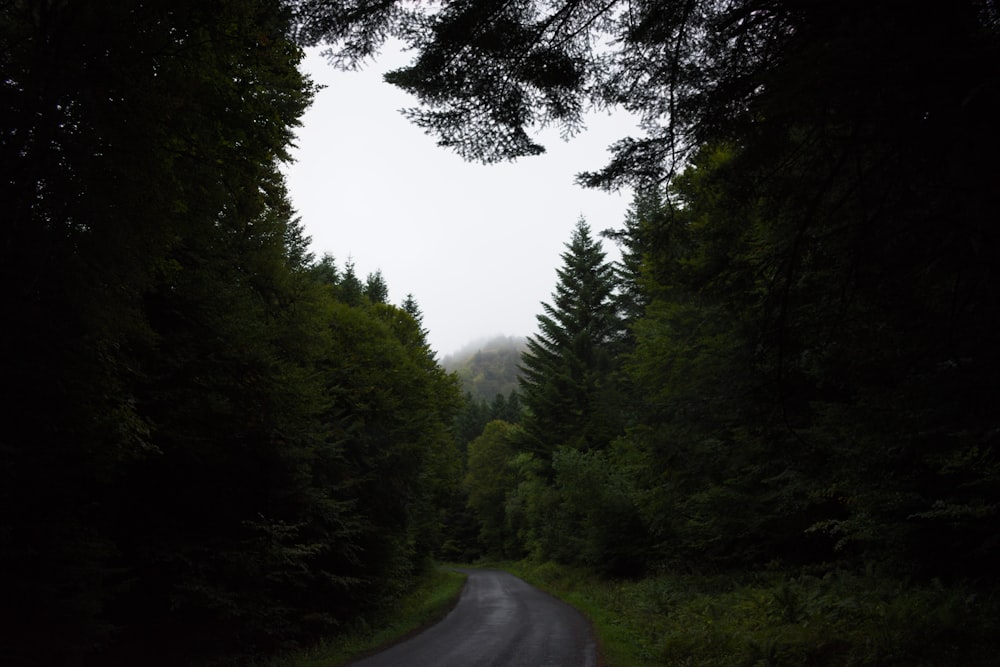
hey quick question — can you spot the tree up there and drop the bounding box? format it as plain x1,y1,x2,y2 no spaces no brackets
602,189,664,334
365,268,390,303
319,299,462,603
400,292,424,325
0,3,468,663
443,337,526,402
518,218,623,455
1,1,315,661
490,391,523,424
624,111,1000,575
289,0,997,580
550,445,649,575
338,257,364,305
464,420,520,557
311,252,340,286
295,1,993,185
292,0,997,579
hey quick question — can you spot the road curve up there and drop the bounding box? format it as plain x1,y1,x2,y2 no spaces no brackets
348,568,598,667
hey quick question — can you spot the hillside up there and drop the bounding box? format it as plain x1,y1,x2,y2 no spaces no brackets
441,335,526,402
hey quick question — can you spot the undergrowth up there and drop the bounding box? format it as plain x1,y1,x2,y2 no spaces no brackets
503,560,999,667
265,566,467,667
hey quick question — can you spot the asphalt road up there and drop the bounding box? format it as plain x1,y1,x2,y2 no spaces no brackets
348,568,599,667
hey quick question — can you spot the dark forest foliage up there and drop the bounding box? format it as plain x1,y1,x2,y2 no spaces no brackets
298,0,1000,659
4,0,1000,664
1,2,460,664
518,219,625,456
299,0,1000,581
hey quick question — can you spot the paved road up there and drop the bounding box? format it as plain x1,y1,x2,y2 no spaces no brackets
349,568,598,667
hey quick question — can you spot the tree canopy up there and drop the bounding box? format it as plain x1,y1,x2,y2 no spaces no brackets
291,1,999,189
3,0,999,664
1,2,462,663
518,219,623,454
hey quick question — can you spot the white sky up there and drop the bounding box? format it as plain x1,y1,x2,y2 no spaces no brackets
282,45,638,357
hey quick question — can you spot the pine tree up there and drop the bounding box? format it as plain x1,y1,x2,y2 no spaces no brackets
310,253,339,286
400,293,431,343
518,219,623,455
400,293,422,320
603,189,665,334
338,258,364,306
365,269,389,303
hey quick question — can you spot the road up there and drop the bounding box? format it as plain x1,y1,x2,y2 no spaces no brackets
349,568,599,667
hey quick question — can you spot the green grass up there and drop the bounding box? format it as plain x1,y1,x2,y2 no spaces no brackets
271,566,467,667
495,560,1000,667
262,560,998,667
498,560,661,667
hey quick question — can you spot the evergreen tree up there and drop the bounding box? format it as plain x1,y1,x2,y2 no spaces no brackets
490,390,522,424
0,3,469,662
518,219,623,455
602,189,664,334
400,292,423,322
338,257,364,305
310,252,340,286
365,268,390,303
0,1,321,661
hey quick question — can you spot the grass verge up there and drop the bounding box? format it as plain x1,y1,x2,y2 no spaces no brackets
273,566,467,667
497,560,657,667
496,560,1000,667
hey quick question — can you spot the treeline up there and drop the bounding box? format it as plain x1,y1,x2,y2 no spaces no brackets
468,188,1000,583
1,3,460,665
443,336,524,462
431,0,1000,619
5,0,1000,664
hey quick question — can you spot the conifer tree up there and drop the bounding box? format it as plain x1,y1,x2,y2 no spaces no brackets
338,258,364,305
400,293,422,320
401,293,432,344
365,269,389,303
518,219,623,455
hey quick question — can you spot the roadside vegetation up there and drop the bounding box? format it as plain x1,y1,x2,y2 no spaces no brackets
503,561,999,667
263,558,1000,667
271,567,467,667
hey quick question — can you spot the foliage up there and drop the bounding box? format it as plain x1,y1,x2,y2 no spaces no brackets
424,4,1000,662
0,3,463,664
443,336,527,561
294,0,1000,191
424,0,1000,587
4,0,999,663
506,560,1000,667
518,218,625,455
464,421,521,558
441,335,526,403
271,567,467,667
290,0,778,180
620,41,1000,572
549,445,649,575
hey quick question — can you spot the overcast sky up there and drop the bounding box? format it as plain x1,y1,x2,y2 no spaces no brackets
282,45,638,357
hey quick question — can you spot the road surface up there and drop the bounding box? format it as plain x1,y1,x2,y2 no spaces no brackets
349,568,599,667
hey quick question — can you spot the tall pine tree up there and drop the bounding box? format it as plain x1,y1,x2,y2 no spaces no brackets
518,219,623,456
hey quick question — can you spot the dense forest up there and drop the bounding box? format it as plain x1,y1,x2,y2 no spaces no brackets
1,3,461,664
3,0,999,665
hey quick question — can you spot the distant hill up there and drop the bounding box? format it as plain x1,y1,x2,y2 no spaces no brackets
442,335,527,402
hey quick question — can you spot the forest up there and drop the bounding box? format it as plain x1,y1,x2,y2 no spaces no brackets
2,1,999,665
